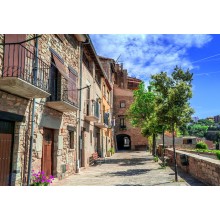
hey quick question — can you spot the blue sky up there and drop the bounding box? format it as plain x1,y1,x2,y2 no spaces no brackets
90,34,220,119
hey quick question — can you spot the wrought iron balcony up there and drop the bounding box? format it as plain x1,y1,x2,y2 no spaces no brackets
84,99,99,122
94,112,109,129
46,77,78,112
0,43,50,99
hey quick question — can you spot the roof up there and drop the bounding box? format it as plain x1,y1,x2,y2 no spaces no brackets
98,55,114,61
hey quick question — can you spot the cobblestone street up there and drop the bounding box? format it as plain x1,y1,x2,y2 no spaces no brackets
52,151,206,186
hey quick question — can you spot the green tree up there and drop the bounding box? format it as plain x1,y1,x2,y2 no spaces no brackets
197,119,214,127
127,82,161,156
151,66,194,182
187,124,208,137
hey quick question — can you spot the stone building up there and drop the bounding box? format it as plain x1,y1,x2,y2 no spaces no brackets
0,34,114,186
0,34,82,185
77,36,113,168
98,56,115,156
113,63,148,151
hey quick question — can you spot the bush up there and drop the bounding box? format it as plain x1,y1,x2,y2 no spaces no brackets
153,155,158,162
196,141,208,149
216,152,220,160
109,147,115,154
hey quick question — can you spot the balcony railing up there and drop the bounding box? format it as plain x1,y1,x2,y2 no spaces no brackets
0,43,50,98
104,112,109,126
46,77,78,112
84,99,99,121
94,112,110,129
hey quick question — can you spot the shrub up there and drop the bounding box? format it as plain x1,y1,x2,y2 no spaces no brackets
216,152,220,160
153,155,158,162
109,147,115,154
196,141,208,149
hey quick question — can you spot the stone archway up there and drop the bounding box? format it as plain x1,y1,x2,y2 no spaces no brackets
116,134,131,150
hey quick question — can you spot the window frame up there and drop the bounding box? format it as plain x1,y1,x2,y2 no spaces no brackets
120,100,126,108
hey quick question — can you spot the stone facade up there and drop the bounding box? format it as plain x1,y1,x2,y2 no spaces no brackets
0,34,80,185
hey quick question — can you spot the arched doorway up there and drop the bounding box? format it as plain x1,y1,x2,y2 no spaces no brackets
116,134,131,150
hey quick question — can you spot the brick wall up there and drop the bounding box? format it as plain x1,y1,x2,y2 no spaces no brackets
165,148,220,186
113,86,148,150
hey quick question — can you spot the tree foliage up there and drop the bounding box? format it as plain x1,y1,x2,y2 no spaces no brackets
151,66,194,182
127,82,162,155
187,124,209,137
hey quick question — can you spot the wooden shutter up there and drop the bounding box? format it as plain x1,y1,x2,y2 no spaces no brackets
51,53,69,80
3,34,26,77
68,72,77,104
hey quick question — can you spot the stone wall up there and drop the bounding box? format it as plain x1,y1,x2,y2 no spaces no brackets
165,148,220,186
0,34,80,185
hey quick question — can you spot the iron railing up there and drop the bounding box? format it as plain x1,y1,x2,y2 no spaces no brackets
2,43,50,92
85,99,99,119
47,77,78,108
103,112,109,126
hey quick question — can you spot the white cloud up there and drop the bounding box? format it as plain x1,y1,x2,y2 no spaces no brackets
90,34,213,83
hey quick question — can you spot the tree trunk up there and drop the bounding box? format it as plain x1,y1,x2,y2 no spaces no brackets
162,128,165,166
172,124,178,182
152,133,156,156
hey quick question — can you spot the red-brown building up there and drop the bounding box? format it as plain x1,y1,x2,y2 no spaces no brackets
113,63,148,151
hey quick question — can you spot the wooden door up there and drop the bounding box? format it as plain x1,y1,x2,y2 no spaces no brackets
42,128,53,176
0,120,14,186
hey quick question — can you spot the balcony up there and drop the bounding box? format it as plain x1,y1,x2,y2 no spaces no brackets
46,78,78,112
0,43,50,99
84,100,99,122
94,112,109,129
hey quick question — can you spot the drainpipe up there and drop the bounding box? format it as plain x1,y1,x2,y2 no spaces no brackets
76,42,83,173
27,34,38,185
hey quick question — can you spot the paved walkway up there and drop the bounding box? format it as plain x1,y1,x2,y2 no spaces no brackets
52,151,206,186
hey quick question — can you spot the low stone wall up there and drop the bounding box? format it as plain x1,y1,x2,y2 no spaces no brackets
165,148,220,186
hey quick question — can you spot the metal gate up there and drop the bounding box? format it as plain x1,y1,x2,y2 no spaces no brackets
0,120,14,186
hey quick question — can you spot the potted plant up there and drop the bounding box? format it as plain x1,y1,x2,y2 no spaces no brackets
110,147,115,154
106,150,111,157
31,170,54,186
153,155,159,162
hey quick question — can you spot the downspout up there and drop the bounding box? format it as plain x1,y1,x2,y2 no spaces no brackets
77,42,83,173
27,34,38,185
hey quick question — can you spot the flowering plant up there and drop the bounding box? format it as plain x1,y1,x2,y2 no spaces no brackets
31,170,54,186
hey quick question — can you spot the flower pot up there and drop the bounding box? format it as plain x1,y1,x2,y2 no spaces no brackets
107,151,111,157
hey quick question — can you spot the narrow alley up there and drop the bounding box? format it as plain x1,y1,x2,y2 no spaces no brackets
52,151,205,186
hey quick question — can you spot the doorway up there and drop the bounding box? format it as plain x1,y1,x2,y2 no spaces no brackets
116,134,131,150
0,120,14,186
42,128,54,176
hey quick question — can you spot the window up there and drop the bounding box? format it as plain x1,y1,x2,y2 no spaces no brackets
107,90,110,102
120,118,126,128
183,139,192,144
69,131,75,149
120,101,126,108
103,85,106,97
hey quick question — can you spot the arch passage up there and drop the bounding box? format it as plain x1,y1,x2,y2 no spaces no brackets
116,134,131,150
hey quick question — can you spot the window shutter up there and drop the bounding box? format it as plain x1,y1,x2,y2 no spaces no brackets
4,34,26,77
68,71,77,104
